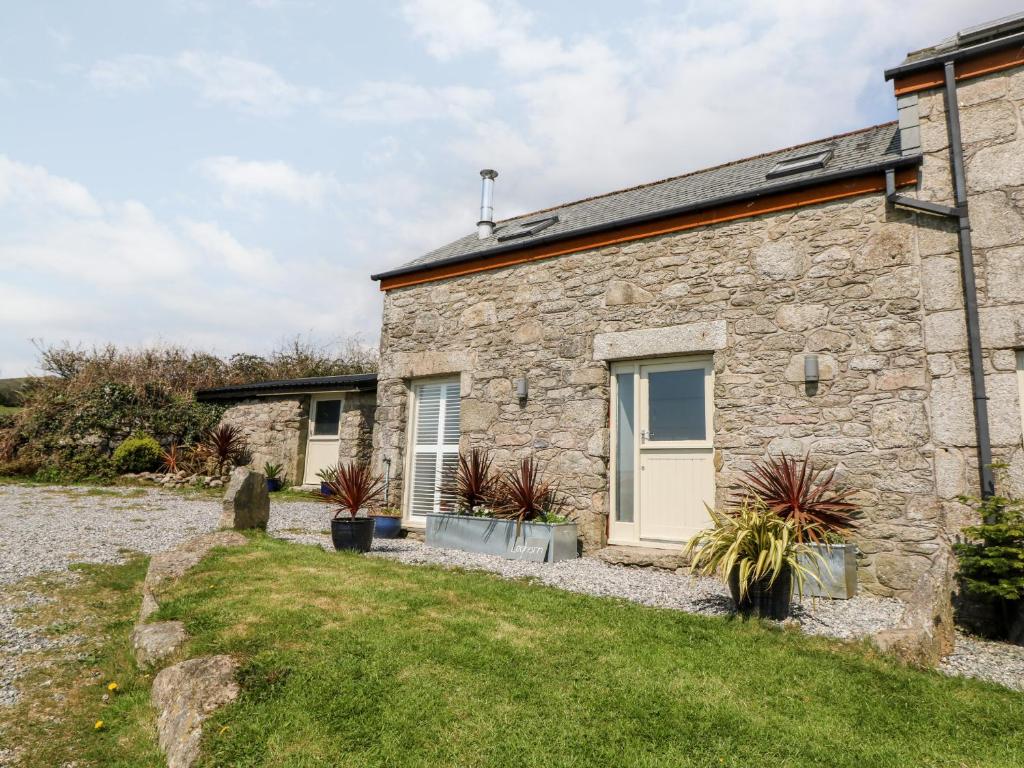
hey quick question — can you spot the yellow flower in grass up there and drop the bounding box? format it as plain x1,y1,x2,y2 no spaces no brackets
94,720,105,731
107,682,119,693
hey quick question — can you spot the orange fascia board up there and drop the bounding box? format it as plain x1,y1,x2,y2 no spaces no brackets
379,166,918,292
893,45,1024,95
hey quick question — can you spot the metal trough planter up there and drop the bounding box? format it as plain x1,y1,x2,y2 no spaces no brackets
425,514,578,563
796,542,857,599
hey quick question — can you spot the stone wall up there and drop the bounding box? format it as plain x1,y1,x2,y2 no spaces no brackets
373,61,1024,600
374,193,945,596
220,396,309,485
220,390,377,485
912,66,1024,534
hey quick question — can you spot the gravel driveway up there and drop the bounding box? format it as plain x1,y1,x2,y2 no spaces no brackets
1,483,1022,711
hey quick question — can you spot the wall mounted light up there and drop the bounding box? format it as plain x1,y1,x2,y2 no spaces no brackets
513,377,529,401
804,354,820,384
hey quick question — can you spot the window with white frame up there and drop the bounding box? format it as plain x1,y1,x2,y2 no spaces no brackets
407,379,460,520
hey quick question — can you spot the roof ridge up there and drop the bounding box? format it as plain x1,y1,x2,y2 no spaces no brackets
495,121,897,224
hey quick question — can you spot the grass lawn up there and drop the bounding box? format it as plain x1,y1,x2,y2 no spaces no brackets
149,536,1023,768
6,535,1023,767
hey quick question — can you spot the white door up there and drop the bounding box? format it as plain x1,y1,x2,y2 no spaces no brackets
405,379,460,526
610,357,714,548
303,395,344,484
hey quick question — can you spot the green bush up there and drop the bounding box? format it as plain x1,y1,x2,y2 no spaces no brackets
112,436,162,474
953,476,1024,638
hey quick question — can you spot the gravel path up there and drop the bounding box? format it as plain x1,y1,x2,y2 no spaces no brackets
2,483,1022,711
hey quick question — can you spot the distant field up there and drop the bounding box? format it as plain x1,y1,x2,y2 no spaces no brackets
0,404,20,416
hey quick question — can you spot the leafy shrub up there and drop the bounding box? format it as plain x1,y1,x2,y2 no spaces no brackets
684,496,825,603
0,336,375,481
738,453,858,543
953,481,1024,639
112,436,162,474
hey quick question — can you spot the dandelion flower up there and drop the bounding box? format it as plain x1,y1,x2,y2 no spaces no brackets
94,720,105,731
107,682,119,692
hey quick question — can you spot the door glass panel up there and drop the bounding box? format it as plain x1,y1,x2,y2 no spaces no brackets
313,400,342,436
615,373,635,523
648,368,705,441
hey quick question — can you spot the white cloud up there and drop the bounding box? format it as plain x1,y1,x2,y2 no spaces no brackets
182,219,279,278
199,156,338,208
88,51,322,116
174,51,323,115
0,156,381,374
337,81,493,122
0,155,102,216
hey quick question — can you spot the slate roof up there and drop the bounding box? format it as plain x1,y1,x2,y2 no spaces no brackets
195,373,377,400
886,12,1024,75
372,121,916,281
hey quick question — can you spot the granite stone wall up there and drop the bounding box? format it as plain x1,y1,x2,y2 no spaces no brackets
220,390,377,485
912,67,1024,534
372,61,1024,599
220,396,309,485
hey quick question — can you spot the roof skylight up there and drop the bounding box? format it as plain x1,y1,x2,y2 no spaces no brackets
766,149,833,179
496,215,559,242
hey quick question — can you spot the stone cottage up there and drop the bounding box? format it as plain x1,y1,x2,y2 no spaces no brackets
197,373,377,487
368,15,1024,601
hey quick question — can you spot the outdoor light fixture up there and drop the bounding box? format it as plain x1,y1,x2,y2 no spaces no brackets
514,377,528,401
804,354,820,384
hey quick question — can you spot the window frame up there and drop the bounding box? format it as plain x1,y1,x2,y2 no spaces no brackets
402,377,461,527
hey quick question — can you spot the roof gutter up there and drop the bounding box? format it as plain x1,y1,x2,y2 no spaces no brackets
371,155,921,282
883,30,1024,79
885,62,995,499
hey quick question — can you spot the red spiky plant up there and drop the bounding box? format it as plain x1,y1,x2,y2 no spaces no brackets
493,456,564,525
738,454,859,543
318,461,386,519
204,424,248,474
160,443,182,474
444,448,499,513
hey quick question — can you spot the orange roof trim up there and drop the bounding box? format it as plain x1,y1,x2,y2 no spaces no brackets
893,44,1024,95
379,166,918,291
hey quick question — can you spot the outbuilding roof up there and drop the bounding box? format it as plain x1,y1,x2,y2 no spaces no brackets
195,372,377,400
372,121,914,283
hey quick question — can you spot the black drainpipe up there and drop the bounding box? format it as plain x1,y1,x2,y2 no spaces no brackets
885,60,995,499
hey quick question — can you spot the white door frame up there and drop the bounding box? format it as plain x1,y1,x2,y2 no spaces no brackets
608,355,714,548
402,377,461,528
302,393,345,484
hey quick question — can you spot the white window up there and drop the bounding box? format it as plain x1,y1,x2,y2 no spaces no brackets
406,379,460,524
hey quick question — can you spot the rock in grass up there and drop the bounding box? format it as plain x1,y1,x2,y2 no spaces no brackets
132,621,188,669
220,467,270,530
152,655,239,768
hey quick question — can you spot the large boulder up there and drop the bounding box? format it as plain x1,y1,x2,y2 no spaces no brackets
152,655,239,768
220,467,269,530
873,540,956,665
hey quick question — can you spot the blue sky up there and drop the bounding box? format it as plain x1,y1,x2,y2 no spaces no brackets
1,0,1019,375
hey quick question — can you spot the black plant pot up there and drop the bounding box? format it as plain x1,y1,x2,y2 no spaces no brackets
728,566,793,620
266,478,282,492
330,517,376,553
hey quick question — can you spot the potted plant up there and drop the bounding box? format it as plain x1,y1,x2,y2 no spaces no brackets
317,461,385,553
739,454,860,599
372,508,403,539
426,455,578,562
316,464,338,496
263,462,284,492
684,497,824,620
444,448,499,515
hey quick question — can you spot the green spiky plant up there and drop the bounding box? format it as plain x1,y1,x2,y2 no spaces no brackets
684,497,825,605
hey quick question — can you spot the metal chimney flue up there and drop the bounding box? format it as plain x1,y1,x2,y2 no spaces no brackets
477,169,498,239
